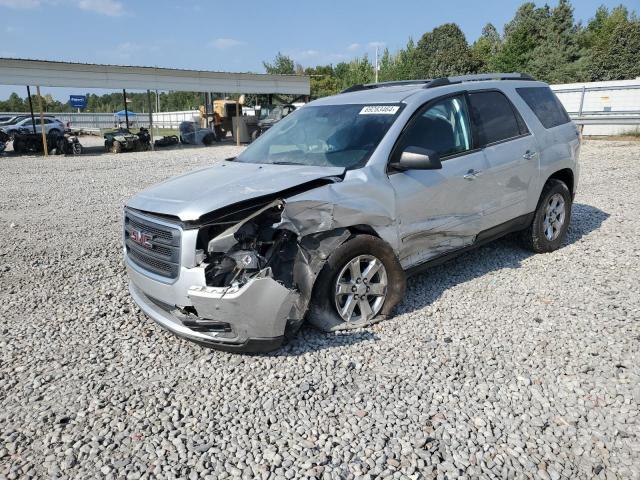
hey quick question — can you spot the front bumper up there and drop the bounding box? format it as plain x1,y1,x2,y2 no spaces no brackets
128,271,297,353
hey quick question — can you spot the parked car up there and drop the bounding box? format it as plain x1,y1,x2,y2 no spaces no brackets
0,115,30,128
2,116,66,137
123,73,580,352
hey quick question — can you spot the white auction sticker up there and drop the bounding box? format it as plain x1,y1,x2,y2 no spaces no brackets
359,105,400,115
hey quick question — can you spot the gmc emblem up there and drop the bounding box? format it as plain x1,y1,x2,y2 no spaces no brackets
130,228,153,248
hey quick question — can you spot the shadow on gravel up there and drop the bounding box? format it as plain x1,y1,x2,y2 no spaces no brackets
393,202,609,317
266,204,609,355
271,327,379,357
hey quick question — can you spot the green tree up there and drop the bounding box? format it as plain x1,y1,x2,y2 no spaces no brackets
305,65,340,98
413,23,479,78
334,55,375,90
527,0,582,83
263,52,296,75
5,92,26,111
583,6,640,80
492,3,550,74
472,23,502,72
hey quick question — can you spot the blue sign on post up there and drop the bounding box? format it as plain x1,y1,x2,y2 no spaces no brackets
69,95,87,109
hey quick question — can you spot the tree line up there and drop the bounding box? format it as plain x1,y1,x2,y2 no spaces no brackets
0,90,203,114
267,2,640,98
1,1,638,111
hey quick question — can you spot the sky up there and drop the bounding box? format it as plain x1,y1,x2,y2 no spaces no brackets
0,0,638,101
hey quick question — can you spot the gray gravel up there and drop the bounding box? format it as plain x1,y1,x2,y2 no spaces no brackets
1,140,639,479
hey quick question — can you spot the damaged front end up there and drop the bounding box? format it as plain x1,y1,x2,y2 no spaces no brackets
126,191,351,352
193,198,351,337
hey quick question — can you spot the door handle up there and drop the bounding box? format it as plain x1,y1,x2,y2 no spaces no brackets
463,169,481,181
523,150,537,160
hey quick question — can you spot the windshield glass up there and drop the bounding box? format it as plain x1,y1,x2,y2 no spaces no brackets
267,106,282,120
236,103,402,169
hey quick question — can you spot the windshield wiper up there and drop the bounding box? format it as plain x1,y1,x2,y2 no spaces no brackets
271,161,304,165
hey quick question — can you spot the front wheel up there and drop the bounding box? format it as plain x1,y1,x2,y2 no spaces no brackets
308,235,406,332
521,178,572,253
72,142,83,155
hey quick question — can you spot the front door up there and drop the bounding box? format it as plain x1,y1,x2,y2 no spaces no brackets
389,94,491,268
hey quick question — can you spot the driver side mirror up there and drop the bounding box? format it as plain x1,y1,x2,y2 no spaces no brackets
390,146,442,171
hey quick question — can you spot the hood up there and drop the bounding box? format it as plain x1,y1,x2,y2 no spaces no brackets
126,161,345,222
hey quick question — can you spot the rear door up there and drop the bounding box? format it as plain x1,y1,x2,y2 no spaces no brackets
389,93,491,268
467,90,539,228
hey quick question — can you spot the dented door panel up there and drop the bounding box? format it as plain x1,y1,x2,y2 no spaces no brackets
390,150,491,268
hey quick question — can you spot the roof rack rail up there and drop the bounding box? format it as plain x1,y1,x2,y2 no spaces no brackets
340,73,534,94
425,73,534,88
341,79,433,94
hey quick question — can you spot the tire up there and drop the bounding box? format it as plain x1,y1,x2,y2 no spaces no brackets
180,135,188,145
110,140,122,154
13,138,24,154
48,128,61,137
72,143,83,155
308,234,406,332
202,133,215,145
521,178,572,253
251,130,260,142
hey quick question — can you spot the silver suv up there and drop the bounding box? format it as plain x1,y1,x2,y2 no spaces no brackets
124,73,580,352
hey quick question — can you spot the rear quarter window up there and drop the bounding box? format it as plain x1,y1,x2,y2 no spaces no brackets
468,90,527,146
516,86,571,129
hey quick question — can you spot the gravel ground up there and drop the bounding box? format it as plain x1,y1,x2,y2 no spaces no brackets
1,140,639,480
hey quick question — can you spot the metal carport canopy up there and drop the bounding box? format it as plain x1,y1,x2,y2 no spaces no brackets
0,57,310,95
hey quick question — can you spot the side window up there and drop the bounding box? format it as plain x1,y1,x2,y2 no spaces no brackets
468,91,525,146
400,95,472,158
516,86,570,129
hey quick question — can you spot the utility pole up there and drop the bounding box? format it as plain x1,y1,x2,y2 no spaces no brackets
26,86,37,135
155,89,160,138
122,89,129,130
36,86,48,156
146,89,154,150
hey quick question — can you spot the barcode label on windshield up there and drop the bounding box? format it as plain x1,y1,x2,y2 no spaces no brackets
359,105,400,115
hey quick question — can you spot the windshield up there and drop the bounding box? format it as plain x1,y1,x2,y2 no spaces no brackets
267,106,282,120
236,103,402,169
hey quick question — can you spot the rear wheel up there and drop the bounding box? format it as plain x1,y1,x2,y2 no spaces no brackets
13,138,25,154
202,133,215,145
308,235,406,332
521,178,572,253
110,140,122,154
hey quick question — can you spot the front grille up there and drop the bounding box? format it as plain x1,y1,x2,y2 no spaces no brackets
124,210,181,280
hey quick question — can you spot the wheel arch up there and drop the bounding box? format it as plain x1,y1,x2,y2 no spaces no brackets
547,168,574,198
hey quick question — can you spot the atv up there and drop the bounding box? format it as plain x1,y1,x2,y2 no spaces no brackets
53,132,83,155
104,127,151,153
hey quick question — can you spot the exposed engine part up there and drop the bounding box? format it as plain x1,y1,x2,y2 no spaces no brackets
200,196,353,326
